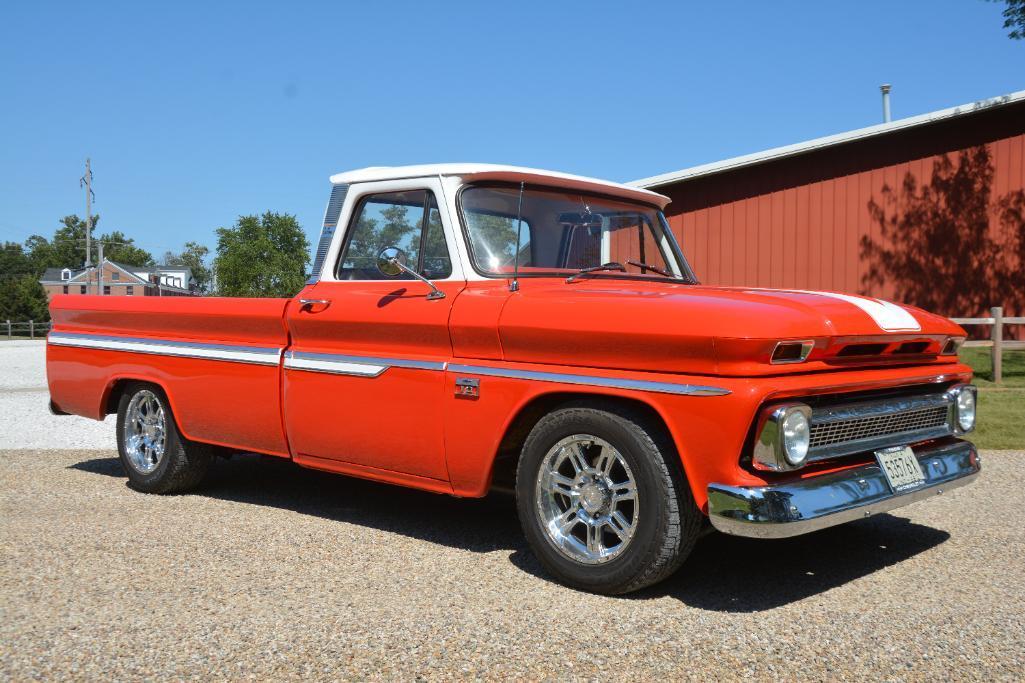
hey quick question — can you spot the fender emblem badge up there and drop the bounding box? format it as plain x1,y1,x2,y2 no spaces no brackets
455,377,480,399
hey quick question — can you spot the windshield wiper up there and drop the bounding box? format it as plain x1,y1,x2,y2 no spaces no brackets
626,260,680,279
565,262,627,283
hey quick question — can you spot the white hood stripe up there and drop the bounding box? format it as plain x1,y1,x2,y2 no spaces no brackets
794,291,921,332
744,289,922,332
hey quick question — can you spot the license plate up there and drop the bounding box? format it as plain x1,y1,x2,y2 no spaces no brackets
876,446,926,492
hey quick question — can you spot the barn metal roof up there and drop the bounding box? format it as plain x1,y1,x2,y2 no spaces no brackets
630,89,1025,189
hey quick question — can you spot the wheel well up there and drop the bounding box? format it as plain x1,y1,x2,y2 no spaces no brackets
104,379,132,415
103,378,170,417
488,392,677,493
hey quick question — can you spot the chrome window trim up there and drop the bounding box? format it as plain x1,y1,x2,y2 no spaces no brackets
448,364,731,397
47,332,281,366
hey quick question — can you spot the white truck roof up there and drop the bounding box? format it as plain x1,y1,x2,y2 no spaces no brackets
328,164,671,209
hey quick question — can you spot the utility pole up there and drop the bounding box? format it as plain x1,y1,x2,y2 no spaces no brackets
97,241,104,295
80,158,94,267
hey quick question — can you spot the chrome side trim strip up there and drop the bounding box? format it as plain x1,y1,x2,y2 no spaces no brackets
47,332,281,366
283,351,446,377
447,364,731,397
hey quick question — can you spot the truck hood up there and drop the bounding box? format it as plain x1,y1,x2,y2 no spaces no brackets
497,281,964,376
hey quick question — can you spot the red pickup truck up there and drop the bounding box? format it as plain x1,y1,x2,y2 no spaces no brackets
47,164,980,594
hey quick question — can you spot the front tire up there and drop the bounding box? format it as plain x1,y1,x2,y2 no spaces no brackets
515,403,702,594
116,382,211,494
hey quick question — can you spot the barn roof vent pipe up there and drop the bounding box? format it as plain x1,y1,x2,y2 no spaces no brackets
880,84,892,123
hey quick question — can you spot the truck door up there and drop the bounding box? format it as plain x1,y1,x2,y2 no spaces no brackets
283,179,464,482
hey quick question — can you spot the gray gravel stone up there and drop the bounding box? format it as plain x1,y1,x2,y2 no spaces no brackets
0,341,113,449
1,447,1022,680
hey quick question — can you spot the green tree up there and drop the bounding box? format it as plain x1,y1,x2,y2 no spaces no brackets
991,0,1025,38
214,212,310,297
1,241,34,277
98,230,154,266
21,216,154,270
23,215,95,272
163,241,212,293
0,275,49,322
1,242,50,322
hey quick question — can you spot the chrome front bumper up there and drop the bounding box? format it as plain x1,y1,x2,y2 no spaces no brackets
707,439,980,539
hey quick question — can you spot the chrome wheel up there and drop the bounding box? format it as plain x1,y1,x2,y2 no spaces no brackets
535,434,639,564
123,390,167,474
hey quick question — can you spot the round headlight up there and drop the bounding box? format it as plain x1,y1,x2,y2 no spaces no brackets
781,409,811,466
956,387,976,432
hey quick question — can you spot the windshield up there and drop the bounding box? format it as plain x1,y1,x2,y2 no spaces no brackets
459,184,696,282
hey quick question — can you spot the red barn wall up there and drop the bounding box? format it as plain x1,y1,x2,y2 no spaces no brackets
658,101,1025,317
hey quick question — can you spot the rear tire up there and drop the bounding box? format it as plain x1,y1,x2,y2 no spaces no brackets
515,403,702,595
116,382,211,494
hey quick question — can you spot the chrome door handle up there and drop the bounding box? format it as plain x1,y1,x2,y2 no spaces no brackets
299,298,331,310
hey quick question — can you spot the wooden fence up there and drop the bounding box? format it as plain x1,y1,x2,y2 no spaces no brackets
4,320,52,340
951,307,1025,385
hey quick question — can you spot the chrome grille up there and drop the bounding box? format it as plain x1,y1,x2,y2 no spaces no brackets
806,392,953,461
810,404,949,448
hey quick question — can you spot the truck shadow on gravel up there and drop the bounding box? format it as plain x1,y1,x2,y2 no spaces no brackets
70,454,950,612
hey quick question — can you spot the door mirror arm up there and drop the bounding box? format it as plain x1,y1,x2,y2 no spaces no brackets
376,247,445,300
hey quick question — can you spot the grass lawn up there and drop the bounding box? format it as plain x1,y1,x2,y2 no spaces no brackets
959,347,1025,450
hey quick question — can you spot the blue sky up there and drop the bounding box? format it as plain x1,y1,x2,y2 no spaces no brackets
1,1,1022,260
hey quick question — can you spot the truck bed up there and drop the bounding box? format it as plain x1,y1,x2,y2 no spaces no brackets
47,295,293,456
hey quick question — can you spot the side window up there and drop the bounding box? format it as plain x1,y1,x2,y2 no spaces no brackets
337,190,452,280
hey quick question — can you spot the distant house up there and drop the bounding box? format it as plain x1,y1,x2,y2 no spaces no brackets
39,259,197,300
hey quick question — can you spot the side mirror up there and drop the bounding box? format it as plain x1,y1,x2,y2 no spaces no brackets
374,246,446,301
376,247,407,278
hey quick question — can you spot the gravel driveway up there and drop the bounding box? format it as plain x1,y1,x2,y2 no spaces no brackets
0,341,112,450
2,342,1023,680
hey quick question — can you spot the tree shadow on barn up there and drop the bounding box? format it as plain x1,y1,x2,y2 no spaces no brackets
861,145,1025,321
70,453,951,611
